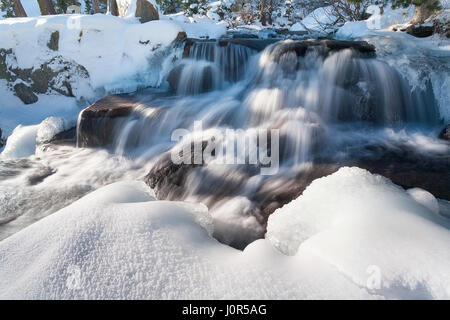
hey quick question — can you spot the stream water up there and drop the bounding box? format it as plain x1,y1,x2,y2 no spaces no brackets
1,37,449,248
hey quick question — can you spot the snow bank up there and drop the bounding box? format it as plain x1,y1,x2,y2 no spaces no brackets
0,124,39,159
0,15,183,90
0,82,80,139
1,168,450,299
267,167,450,299
0,14,185,139
336,5,415,38
165,12,227,39
0,180,370,299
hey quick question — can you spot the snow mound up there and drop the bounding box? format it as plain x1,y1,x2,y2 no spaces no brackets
1,170,450,299
1,116,74,159
0,15,183,91
0,14,185,140
266,167,450,299
0,179,371,299
336,5,415,38
36,116,71,144
0,124,39,159
165,12,227,39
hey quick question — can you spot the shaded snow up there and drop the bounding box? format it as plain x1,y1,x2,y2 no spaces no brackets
267,167,450,299
1,168,449,299
165,12,227,39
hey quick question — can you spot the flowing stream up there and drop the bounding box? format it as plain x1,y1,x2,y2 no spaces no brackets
1,37,449,248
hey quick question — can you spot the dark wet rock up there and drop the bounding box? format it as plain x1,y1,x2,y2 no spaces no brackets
0,127,5,148
438,124,450,141
263,39,376,61
252,164,341,219
352,145,450,200
144,154,201,200
31,67,53,94
406,24,434,38
176,31,187,41
144,141,211,199
47,31,59,51
135,0,159,23
166,64,183,92
77,94,137,148
183,38,375,57
232,33,259,39
14,83,38,104
38,126,77,146
144,139,450,249
27,167,56,185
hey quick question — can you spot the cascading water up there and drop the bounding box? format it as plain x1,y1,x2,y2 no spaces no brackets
167,41,256,95
1,39,448,249
188,41,256,82
72,39,445,248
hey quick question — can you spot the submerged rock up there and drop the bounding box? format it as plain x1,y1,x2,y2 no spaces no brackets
27,167,56,185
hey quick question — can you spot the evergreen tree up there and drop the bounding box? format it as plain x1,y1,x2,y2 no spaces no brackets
156,0,182,14
349,0,441,24
0,0,14,17
182,0,208,16
84,0,92,13
54,0,74,13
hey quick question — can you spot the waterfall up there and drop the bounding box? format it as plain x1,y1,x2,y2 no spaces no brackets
73,39,445,248
188,41,256,82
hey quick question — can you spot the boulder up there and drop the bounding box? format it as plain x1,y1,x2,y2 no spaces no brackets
47,31,59,51
77,94,137,148
406,24,434,38
1,49,90,104
14,83,38,104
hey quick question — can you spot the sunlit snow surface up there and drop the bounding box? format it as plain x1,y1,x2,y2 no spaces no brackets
0,168,449,299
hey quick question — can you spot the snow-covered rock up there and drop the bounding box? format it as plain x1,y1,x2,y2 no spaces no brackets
267,167,450,299
336,5,415,38
1,116,74,159
0,124,39,159
0,14,185,138
165,12,227,39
